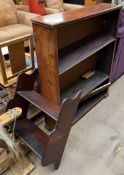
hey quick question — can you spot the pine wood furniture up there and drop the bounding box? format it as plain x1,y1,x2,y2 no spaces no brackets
6,3,121,170
0,0,40,89
0,35,34,88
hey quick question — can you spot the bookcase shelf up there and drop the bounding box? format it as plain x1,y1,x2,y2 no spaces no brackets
59,34,115,75
61,71,108,101
73,91,107,125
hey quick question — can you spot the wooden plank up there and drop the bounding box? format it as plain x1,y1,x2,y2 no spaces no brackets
33,24,60,105
10,157,35,175
8,42,26,74
0,107,22,127
0,49,7,85
0,65,33,88
0,153,14,174
0,148,7,161
17,91,60,120
61,71,108,102
57,17,101,49
9,119,48,159
60,55,96,91
80,82,111,102
59,34,115,75
0,35,32,48
32,3,121,27
73,91,107,125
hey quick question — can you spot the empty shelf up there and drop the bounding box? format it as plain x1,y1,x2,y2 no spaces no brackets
9,119,48,159
17,90,60,121
73,91,107,125
59,34,115,75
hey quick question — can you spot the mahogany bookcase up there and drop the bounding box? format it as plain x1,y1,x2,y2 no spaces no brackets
6,3,122,169
32,3,121,128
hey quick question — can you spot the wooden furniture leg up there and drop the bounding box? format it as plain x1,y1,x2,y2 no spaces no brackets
42,92,81,169
8,42,26,74
0,48,7,85
29,36,35,70
8,86,13,97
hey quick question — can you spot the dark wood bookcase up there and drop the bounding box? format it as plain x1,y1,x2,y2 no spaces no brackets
32,3,121,127
6,4,121,169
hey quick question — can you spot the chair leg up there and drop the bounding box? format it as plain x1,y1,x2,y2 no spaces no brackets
7,85,13,97
8,42,26,74
0,48,8,85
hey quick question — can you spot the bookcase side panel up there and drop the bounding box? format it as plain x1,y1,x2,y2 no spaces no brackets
33,24,60,105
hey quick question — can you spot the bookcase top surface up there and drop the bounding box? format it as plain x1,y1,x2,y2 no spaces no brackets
32,3,122,28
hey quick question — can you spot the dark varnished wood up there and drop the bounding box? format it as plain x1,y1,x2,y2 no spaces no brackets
61,71,108,102
6,4,121,170
32,3,121,27
9,118,48,159
7,70,37,119
57,17,101,49
60,55,97,91
42,91,81,169
8,74,81,169
32,3,121,129
59,34,115,75
33,25,60,106
73,91,107,125
17,90,60,121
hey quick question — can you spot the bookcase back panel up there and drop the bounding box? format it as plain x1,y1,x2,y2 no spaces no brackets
57,17,101,49
57,9,120,50
60,55,97,90
96,41,115,75
100,10,120,36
